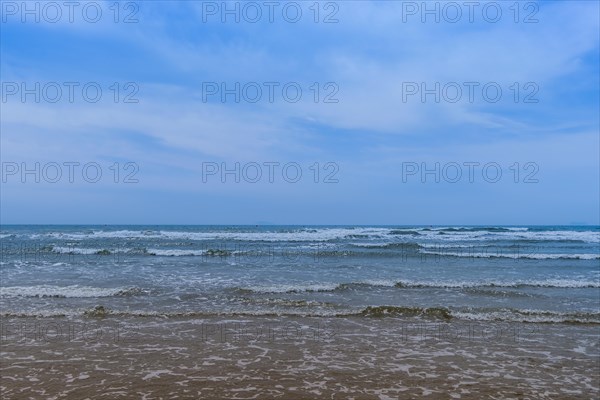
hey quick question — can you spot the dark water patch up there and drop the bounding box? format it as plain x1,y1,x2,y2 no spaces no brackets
359,306,452,320
389,230,421,235
350,242,421,250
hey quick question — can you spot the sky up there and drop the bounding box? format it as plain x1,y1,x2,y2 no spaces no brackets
0,0,599,225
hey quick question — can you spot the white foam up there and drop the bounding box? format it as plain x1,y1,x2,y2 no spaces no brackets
417,230,600,243
33,228,397,242
0,285,140,298
419,243,495,249
350,242,393,248
419,250,600,260
30,227,600,245
146,249,207,256
395,279,600,288
357,279,397,287
52,246,114,255
241,283,341,293
142,370,173,380
452,309,600,324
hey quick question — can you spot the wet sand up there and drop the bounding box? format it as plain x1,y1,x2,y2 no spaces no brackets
1,316,598,399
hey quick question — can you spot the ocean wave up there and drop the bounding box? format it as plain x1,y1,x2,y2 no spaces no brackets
21,227,600,246
394,279,600,289
435,227,514,233
350,242,421,250
93,308,599,323
357,306,600,324
52,246,119,255
49,247,238,257
146,249,210,257
357,306,452,319
36,228,393,242
237,297,340,308
418,243,498,249
2,306,597,324
452,308,600,324
39,245,423,258
236,278,599,294
389,230,421,235
236,280,407,294
418,250,600,260
415,229,599,244
235,283,342,294
0,285,144,298
462,287,536,298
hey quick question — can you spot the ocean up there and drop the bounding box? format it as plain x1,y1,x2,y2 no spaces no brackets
2,225,599,323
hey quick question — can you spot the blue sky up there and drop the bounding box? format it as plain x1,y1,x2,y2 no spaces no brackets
1,0,599,225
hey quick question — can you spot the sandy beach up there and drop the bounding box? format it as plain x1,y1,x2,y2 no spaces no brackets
2,316,598,399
